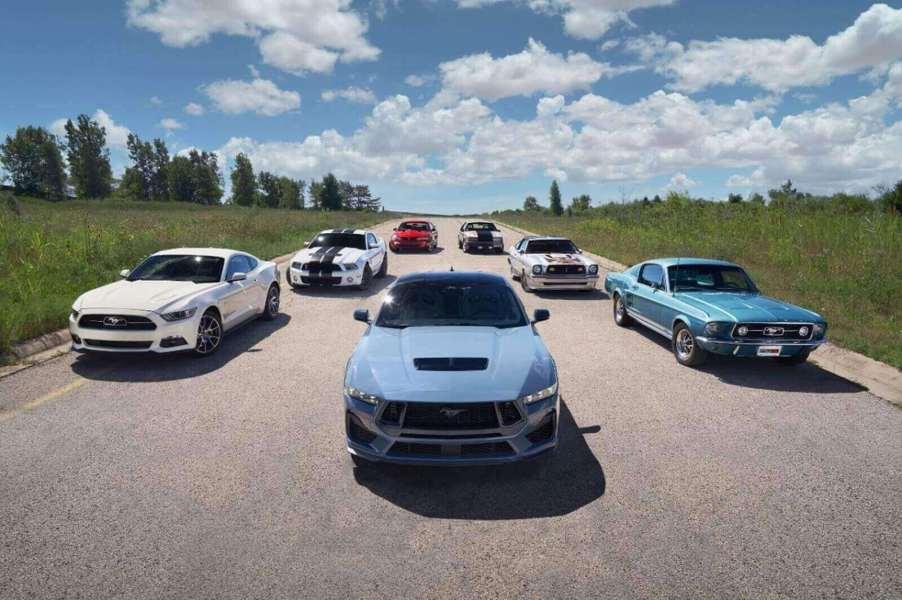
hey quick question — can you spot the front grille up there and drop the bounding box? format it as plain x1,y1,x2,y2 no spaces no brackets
413,357,488,371
79,314,156,331
498,401,521,426
388,442,442,457
402,402,499,430
460,442,514,457
303,262,341,272
301,276,341,285
379,401,404,426
542,281,586,286
84,339,153,349
388,441,513,458
545,264,586,275
732,322,814,341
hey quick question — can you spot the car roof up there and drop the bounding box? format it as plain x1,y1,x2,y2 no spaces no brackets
645,257,739,268
524,236,573,242
154,248,239,259
394,271,508,285
400,219,429,223
317,228,369,235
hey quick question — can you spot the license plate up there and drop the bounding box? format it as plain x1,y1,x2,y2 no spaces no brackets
757,345,782,357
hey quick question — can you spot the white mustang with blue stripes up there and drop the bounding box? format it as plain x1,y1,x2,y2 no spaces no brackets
287,229,388,290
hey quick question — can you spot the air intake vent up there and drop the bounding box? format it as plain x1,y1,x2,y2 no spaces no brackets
413,357,489,371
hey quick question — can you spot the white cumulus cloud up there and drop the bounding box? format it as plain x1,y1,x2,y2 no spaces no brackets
203,78,301,116
51,109,131,148
321,86,377,104
184,102,205,116
126,0,379,74
159,117,184,132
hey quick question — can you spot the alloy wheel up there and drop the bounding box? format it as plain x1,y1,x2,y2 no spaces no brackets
675,328,694,360
196,313,222,354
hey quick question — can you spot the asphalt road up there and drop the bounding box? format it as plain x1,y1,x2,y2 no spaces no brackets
1,218,900,599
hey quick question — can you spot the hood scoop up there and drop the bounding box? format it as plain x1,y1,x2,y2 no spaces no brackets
413,357,489,371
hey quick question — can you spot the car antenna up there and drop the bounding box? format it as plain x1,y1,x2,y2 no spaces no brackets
449,265,454,272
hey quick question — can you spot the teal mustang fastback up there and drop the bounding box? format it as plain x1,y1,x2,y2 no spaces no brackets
604,258,827,367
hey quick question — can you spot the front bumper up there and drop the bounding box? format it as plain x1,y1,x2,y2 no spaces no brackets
696,336,827,357
526,274,598,291
390,238,432,250
463,238,504,252
345,393,559,466
288,266,363,287
69,309,197,353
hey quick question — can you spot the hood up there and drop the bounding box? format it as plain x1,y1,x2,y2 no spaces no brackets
348,326,554,403
533,253,591,266
676,292,824,323
76,280,219,312
294,246,367,265
394,229,431,239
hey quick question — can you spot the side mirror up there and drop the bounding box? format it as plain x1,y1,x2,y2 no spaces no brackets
303,241,310,247
576,248,583,254
228,272,247,283
119,269,130,278
532,308,550,323
353,309,370,323
392,227,398,231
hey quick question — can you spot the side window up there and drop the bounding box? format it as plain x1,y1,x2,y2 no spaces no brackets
243,255,258,272
225,255,249,280
367,233,378,248
516,238,527,251
639,264,664,288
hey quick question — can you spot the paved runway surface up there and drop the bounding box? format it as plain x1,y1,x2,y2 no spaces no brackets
1,218,900,599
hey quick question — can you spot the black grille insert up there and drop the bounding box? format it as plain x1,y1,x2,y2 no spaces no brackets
79,314,156,331
498,401,521,426
402,402,499,430
301,276,341,285
379,401,404,426
545,264,586,275
732,322,814,341
461,442,514,457
303,262,341,272
413,357,488,371
347,413,377,445
83,339,153,349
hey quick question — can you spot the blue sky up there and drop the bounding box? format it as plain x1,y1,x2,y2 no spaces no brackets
2,1,902,213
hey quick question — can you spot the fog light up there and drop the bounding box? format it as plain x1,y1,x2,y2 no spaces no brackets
160,336,188,348
737,326,749,336
72,335,82,344
799,326,810,337
346,277,354,283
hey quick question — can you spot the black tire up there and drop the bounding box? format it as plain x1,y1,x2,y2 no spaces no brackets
463,243,470,253
290,282,303,292
193,310,223,357
672,322,707,367
358,265,373,291
261,284,280,321
457,239,462,249
390,246,398,254
520,270,534,293
495,247,504,254
612,293,633,327
778,350,810,366
376,252,388,278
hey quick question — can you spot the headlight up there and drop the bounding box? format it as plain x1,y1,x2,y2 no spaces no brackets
588,264,598,275
798,326,810,337
532,265,543,275
704,322,731,336
342,263,359,271
291,261,302,270
345,385,380,405
160,306,198,322
736,325,749,336
520,381,558,404
70,308,79,320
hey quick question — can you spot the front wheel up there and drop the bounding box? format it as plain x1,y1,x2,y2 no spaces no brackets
376,253,388,278
261,285,280,320
520,270,534,293
612,293,633,327
672,323,707,367
194,310,223,357
778,350,810,366
358,265,373,291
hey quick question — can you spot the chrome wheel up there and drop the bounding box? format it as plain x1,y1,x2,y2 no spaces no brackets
264,286,280,319
675,328,694,360
195,313,222,355
615,297,626,321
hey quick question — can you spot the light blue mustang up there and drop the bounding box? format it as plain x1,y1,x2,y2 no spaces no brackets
343,271,559,466
604,258,828,367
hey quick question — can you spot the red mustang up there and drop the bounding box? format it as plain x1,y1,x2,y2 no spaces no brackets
389,220,438,252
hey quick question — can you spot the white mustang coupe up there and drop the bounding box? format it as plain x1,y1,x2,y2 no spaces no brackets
287,228,388,291
69,248,281,357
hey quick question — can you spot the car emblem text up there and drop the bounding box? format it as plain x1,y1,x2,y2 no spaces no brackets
103,316,126,327
439,407,467,418
764,326,784,336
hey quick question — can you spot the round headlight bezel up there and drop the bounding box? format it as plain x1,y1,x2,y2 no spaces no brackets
737,325,749,336
799,326,810,337
532,265,543,275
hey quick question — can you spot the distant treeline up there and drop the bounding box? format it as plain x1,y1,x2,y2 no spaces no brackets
508,179,902,218
0,116,381,212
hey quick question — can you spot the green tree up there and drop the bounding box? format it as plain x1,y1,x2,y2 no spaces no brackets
64,114,112,198
523,195,541,211
345,184,381,211
278,177,304,209
768,179,802,209
309,180,323,210
570,193,591,211
652,194,662,203
0,126,66,200
257,171,281,208
877,181,902,215
190,150,223,205
727,193,743,203
230,153,256,206
748,192,765,205
319,173,343,210
122,134,169,201
549,180,563,216
166,155,194,202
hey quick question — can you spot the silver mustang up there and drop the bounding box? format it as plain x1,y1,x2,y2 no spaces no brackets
508,236,599,292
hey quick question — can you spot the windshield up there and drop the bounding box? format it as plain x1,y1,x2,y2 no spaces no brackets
127,255,224,283
525,239,577,254
668,265,757,293
399,222,429,231
376,281,528,328
309,233,367,250
465,222,497,231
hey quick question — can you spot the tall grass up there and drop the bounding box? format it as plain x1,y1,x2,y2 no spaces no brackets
497,203,901,369
0,195,390,357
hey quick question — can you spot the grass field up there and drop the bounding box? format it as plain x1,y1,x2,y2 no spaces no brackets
496,204,901,369
0,195,391,358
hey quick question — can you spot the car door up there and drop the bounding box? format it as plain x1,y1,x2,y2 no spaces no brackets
241,254,267,312
631,263,666,326
458,222,467,246
220,254,253,328
508,238,524,272
366,233,383,271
